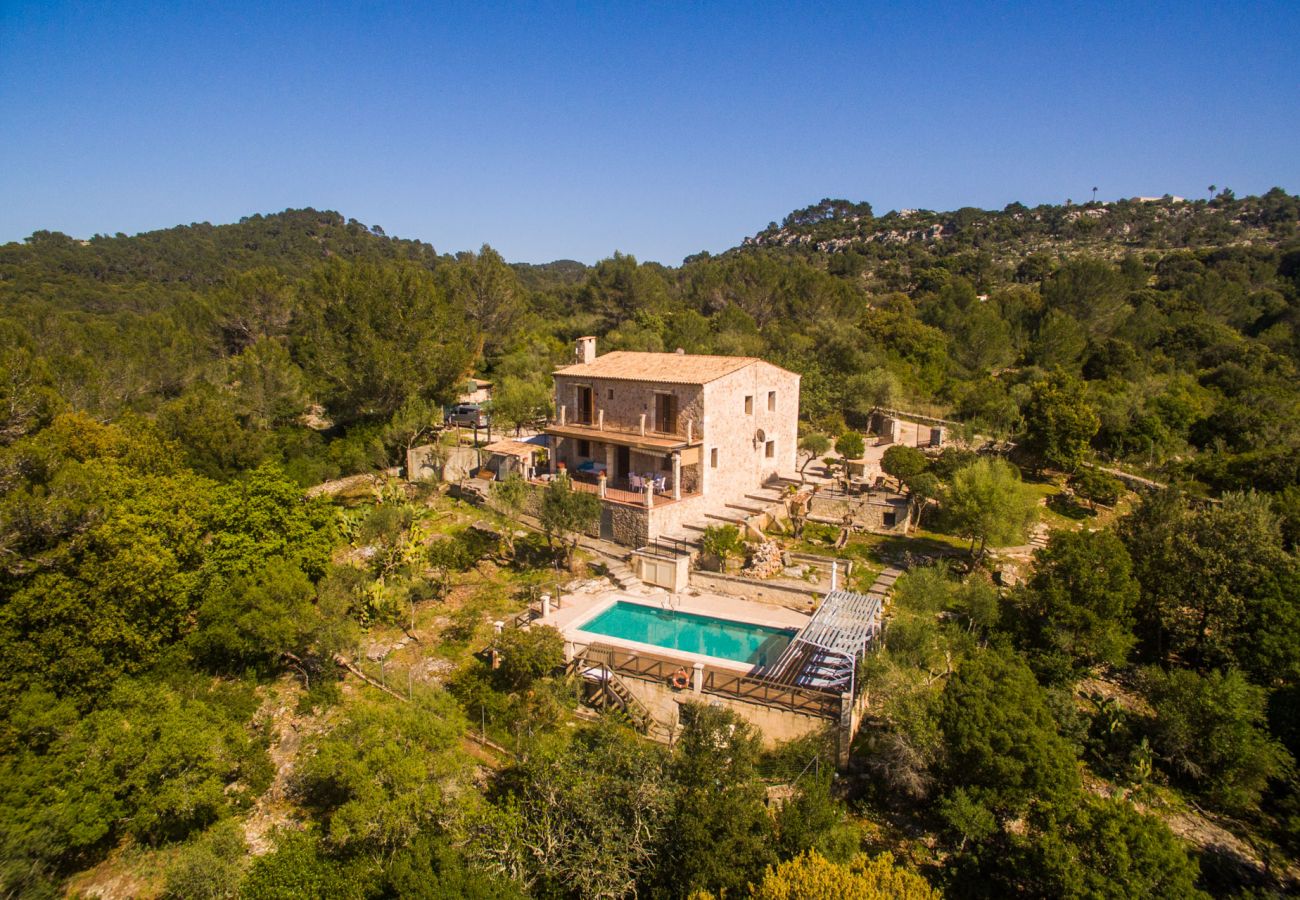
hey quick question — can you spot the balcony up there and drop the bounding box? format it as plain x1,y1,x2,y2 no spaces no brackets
548,405,701,451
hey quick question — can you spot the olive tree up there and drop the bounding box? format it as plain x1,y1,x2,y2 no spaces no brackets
797,433,832,483
539,475,601,568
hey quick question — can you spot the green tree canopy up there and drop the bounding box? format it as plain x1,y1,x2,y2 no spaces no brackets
1142,666,1291,813
943,457,1037,557
949,797,1205,900
657,703,777,898
294,692,468,854
1121,489,1300,681
1021,373,1099,472
492,625,564,693
1068,467,1123,508
835,431,866,460
1016,529,1140,673
490,375,552,435
881,444,929,485
0,678,269,895
436,244,522,355
469,720,670,898
190,557,321,673
539,475,601,567
797,432,832,482
937,648,1080,824
292,260,477,421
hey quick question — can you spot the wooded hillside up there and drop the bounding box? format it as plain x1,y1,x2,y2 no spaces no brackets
2,193,1299,898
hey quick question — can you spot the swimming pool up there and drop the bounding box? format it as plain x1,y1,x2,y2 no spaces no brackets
576,601,796,666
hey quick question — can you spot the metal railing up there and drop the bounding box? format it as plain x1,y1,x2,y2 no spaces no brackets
570,642,842,721
635,537,695,560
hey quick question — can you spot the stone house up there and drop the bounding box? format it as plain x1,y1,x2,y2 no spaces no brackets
540,337,800,546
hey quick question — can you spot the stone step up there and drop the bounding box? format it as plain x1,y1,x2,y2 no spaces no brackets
725,502,764,515
704,512,746,525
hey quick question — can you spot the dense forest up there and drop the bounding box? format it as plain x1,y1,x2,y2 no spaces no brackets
2,191,1299,898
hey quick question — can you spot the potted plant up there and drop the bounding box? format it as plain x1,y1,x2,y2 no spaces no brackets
700,523,745,573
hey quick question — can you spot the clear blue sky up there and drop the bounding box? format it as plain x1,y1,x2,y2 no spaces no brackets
2,2,1298,264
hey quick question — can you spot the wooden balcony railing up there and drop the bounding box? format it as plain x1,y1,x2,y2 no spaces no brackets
568,642,842,720
555,405,699,443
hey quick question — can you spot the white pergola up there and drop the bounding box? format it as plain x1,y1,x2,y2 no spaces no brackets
765,589,882,695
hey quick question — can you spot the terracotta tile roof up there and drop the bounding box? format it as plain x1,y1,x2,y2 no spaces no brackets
483,439,544,458
554,351,775,384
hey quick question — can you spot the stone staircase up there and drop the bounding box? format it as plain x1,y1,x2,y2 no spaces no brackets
658,477,796,553
604,558,644,592
1028,521,1051,551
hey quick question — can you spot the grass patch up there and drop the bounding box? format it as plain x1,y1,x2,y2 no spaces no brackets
1046,492,1096,521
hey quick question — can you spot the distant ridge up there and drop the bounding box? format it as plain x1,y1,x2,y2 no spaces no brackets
740,190,1300,261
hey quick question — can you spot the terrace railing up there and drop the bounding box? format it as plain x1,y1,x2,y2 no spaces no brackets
703,669,842,719
636,536,695,560
553,472,695,507
570,641,842,721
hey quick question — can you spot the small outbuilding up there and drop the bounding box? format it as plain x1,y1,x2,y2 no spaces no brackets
481,438,547,481
458,378,494,406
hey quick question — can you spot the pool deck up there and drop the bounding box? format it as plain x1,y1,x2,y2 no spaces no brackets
549,588,811,674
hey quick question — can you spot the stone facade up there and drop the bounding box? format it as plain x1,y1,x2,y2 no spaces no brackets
609,503,650,546
406,444,480,483
808,490,911,533
555,378,706,443
697,362,799,500
545,339,800,547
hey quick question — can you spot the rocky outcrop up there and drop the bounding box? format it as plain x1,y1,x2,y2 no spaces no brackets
742,540,785,579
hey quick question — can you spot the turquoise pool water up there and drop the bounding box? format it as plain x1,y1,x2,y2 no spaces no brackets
577,601,796,666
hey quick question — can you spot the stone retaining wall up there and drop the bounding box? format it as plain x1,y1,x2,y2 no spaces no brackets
689,570,820,612
611,670,831,747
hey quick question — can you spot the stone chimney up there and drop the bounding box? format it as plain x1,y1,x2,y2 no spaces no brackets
575,336,597,364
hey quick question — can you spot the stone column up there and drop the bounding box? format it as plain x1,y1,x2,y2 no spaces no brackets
598,409,605,430
549,438,559,474
598,471,607,498
639,413,646,436
644,479,654,509
541,594,551,619
838,690,854,768
671,452,681,500
559,404,566,425
692,662,705,694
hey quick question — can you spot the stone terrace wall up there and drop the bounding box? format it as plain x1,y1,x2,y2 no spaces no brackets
617,673,829,747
